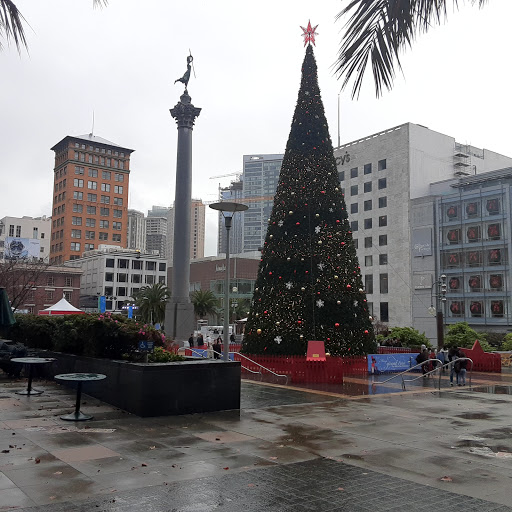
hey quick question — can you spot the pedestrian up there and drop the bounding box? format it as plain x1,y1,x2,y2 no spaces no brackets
206,337,214,358
438,346,447,369
416,348,429,376
188,333,194,348
213,337,222,359
206,334,212,346
197,333,204,347
230,333,235,344
448,347,460,386
455,350,467,386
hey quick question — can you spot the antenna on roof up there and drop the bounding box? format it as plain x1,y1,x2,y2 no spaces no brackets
90,110,95,137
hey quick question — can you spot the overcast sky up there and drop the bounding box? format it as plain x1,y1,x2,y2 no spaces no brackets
2,0,512,256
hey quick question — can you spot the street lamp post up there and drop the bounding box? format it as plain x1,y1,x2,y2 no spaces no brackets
429,274,447,350
209,202,248,361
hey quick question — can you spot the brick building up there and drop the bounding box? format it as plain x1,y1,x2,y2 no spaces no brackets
49,134,134,264
4,265,82,315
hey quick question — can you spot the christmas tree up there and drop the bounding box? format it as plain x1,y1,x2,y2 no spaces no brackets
242,37,375,357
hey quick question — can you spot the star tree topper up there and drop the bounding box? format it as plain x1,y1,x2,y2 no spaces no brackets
300,20,318,47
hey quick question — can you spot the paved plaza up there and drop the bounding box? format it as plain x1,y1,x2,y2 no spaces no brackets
1,369,512,511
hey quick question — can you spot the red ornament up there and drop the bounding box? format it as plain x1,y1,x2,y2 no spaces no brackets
298,320,302,324
364,330,369,334
269,272,272,275
264,311,268,314
335,323,340,328
346,284,351,289
296,222,300,225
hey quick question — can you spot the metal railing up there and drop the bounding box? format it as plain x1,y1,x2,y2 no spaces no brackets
372,357,473,391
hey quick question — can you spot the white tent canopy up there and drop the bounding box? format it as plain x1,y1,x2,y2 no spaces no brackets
38,297,85,315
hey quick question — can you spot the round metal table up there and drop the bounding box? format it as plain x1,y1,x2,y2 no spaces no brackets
54,373,106,421
11,357,55,396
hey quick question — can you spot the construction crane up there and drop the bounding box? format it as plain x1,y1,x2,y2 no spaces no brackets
209,171,242,180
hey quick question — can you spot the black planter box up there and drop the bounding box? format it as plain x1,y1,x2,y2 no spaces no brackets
38,351,241,417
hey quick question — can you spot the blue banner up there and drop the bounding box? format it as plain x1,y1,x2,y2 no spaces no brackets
127,306,133,319
99,295,106,313
368,353,419,373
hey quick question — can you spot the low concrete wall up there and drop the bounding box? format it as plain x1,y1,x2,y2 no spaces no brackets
38,351,241,417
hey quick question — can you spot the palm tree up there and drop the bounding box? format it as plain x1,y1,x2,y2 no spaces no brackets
134,283,170,325
335,0,488,98
1,0,107,53
190,290,218,322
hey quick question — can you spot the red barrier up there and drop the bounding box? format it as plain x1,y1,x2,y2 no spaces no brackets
237,354,368,383
459,340,501,373
377,346,411,354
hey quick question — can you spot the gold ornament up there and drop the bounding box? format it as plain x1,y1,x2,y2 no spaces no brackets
257,329,262,335
334,275,339,280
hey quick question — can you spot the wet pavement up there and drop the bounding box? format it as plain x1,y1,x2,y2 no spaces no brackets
1,369,512,511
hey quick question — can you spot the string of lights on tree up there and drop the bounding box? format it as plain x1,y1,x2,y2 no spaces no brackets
242,23,376,357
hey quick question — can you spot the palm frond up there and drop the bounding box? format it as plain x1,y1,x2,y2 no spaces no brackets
334,0,489,98
0,0,27,52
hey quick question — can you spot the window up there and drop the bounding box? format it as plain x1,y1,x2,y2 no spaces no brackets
74,178,84,187
350,185,358,196
132,260,143,270
86,218,96,227
145,261,156,271
351,220,358,232
72,204,83,213
106,259,115,268
131,274,142,283
364,236,372,248
364,182,372,193
99,232,108,241
117,287,127,296
378,159,387,171
350,167,358,178
380,302,389,322
75,166,84,175
100,207,109,216
45,290,54,301
379,215,387,227
113,209,122,218
101,183,111,192
353,239,358,249
350,203,358,214
159,262,166,272
379,234,387,246
338,171,345,181
71,229,81,238
378,178,387,189
105,272,114,282
87,193,97,202
112,234,122,242
364,200,372,211
65,277,73,287
106,158,111,167
102,171,111,180
378,197,387,208
145,275,155,285
47,276,55,286
159,276,166,284
88,168,98,177
72,216,82,226
365,255,373,266
118,259,129,269
117,273,128,283
85,231,95,239
379,254,388,265
364,218,372,229
114,185,123,194
365,274,373,294
113,197,123,206
84,243,94,251
364,163,372,175
115,173,124,182
101,195,111,204
70,242,81,251
380,273,388,293
99,220,109,229
87,181,97,189
87,206,96,215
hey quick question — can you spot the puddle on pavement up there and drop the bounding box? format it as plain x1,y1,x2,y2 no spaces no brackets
472,385,512,395
456,412,493,420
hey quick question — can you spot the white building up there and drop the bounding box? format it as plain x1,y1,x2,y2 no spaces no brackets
334,122,512,329
127,209,146,253
65,247,167,313
0,215,51,261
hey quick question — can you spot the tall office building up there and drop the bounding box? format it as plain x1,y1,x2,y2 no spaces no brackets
127,209,146,252
49,134,134,264
0,215,51,261
333,122,512,333
218,180,244,255
145,210,168,258
242,154,283,253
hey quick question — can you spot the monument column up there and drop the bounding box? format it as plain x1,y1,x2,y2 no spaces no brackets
166,90,201,341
